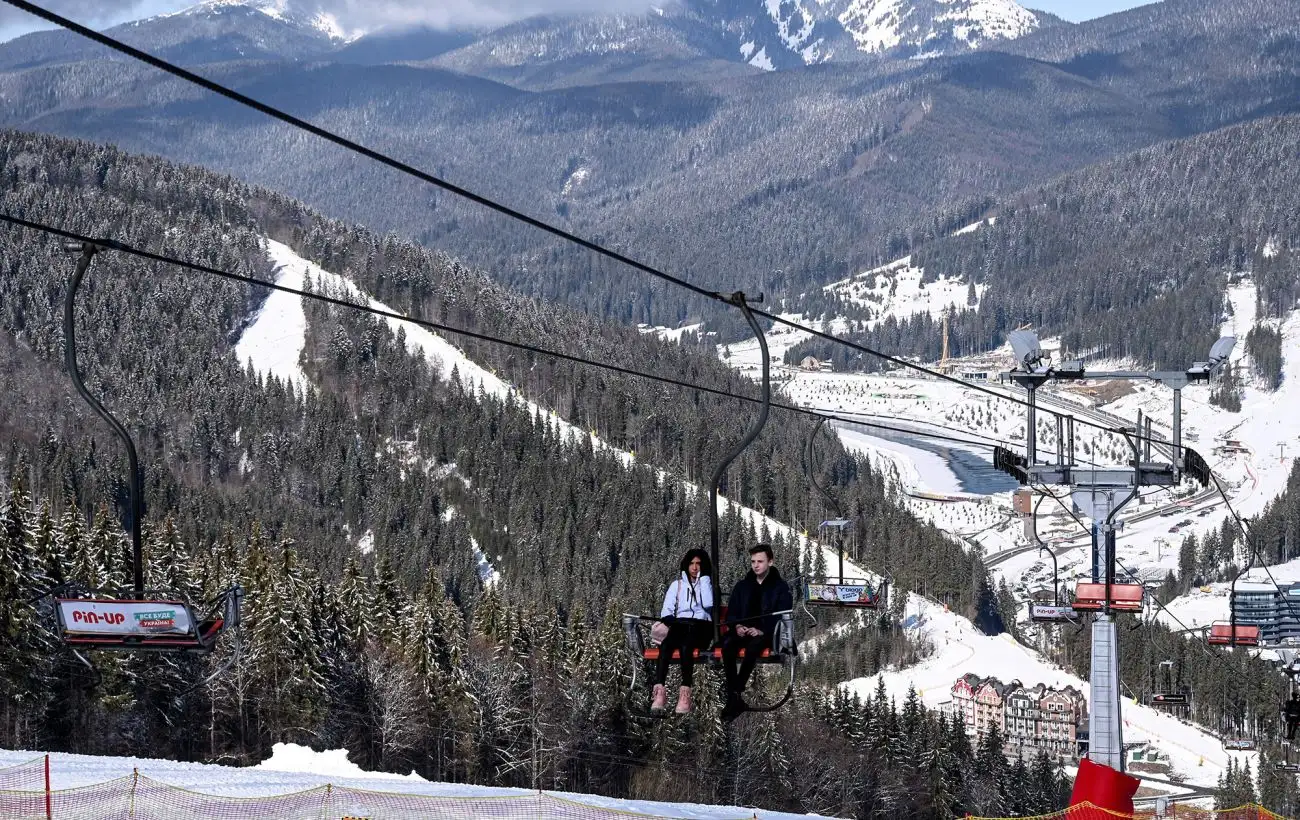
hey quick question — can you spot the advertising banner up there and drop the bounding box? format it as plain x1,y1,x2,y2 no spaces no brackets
1030,604,1077,621
58,600,193,637
806,583,878,606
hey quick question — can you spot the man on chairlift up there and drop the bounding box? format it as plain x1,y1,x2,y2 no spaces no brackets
720,544,792,722
1285,693,1300,741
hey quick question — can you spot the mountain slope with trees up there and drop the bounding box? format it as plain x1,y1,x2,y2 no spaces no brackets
0,129,1023,814
0,0,1294,357
791,114,1300,371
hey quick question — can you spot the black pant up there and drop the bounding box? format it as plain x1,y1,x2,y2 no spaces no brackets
654,618,713,687
1287,718,1299,741
721,631,770,696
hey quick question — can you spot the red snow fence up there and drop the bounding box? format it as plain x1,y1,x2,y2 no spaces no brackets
966,802,1286,820
0,756,781,820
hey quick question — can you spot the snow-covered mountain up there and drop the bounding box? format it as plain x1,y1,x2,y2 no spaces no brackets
832,0,1049,57
704,0,1053,65
431,0,1057,78
170,0,363,42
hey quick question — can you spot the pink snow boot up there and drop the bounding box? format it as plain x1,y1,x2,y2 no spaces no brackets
650,684,667,712
675,686,693,714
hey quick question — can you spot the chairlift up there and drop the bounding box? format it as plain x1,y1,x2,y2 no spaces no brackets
1207,547,1262,649
1146,660,1191,709
800,420,887,612
623,293,796,718
37,243,242,682
1071,582,1144,613
1026,504,1076,623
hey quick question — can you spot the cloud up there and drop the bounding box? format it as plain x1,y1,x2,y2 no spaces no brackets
0,0,181,41
0,0,170,29
0,0,666,43
309,0,662,31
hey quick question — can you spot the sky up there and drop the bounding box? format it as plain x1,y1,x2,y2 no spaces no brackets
0,0,1157,43
1025,0,1153,21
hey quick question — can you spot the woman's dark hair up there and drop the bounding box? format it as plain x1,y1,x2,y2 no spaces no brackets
679,548,713,577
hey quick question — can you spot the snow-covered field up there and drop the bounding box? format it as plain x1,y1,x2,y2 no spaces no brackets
0,744,828,819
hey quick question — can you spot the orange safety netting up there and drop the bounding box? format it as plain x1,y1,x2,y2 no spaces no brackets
0,756,48,792
0,758,767,820
967,802,1288,820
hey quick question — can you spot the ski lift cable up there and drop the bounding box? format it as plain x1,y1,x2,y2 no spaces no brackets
1207,471,1300,630
1036,482,1290,714
0,0,1181,456
0,213,996,453
1033,483,1223,661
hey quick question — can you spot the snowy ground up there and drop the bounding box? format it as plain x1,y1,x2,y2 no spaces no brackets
821,255,986,329
842,593,1254,791
0,744,830,819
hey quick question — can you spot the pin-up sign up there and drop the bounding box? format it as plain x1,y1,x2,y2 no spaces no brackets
58,599,194,637
1030,604,1077,621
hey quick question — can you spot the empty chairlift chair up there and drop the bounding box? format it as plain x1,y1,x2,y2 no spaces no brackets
1207,622,1260,647
1070,582,1145,613
39,242,243,681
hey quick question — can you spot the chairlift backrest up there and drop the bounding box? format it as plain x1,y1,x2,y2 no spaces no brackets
1071,582,1144,612
1208,622,1259,647
1029,602,1077,623
54,586,241,654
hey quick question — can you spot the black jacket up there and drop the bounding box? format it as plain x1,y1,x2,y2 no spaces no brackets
726,566,793,636
1286,699,1300,721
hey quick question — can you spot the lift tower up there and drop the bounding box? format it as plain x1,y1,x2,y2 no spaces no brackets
997,332,1234,771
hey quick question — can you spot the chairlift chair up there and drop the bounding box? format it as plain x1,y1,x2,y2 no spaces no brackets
623,293,797,718
1071,582,1145,613
1026,525,1076,624
800,422,888,612
1146,660,1191,709
623,607,797,718
1208,622,1260,647
54,584,242,654
1207,549,1263,649
41,242,243,684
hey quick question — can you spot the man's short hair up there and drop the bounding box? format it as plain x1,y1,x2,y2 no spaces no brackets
749,543,774,559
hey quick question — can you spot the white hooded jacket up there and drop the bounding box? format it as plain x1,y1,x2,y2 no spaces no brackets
660,572,714,621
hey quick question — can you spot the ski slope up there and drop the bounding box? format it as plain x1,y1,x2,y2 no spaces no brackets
236,241,862,588
842,593,1253,790
0,744,829,820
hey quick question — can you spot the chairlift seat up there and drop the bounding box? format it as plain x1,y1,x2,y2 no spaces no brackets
623,608,795,667
54,587,241,654
1208,622,1260,647
1071,583,1144,612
